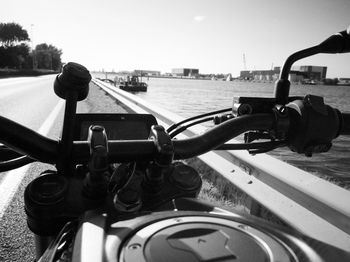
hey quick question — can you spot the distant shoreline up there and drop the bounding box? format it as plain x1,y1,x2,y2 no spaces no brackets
92,73,350,86
91,72,235,82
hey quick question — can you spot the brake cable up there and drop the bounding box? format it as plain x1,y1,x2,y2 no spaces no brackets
0,145,24,160
169,116,214,138
167,107,232,133
0,156,35,172
0,145,36,171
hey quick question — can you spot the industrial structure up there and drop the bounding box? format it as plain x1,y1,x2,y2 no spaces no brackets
240,65,327,83
172,68,199,77
133,70,161,76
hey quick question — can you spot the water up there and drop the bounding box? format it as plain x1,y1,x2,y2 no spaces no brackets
94,74,350,183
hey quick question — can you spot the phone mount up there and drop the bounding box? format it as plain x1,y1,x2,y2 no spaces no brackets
54,62,91,174
54,62,91,101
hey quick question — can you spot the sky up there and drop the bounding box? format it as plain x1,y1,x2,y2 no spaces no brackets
1,0,350,77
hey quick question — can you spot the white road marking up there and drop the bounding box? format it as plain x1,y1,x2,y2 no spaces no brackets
0,99,64,219
0,75,55,85
0,76,55,100
0,77,43,86
0,85,37,100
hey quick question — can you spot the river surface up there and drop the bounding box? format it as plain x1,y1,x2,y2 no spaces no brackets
94,74,350,185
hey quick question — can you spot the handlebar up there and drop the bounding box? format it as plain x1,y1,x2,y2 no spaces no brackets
0,113,277,165
71,113,276,163
0,104,349,167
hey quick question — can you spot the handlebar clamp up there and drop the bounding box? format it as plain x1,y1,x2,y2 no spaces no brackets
149,125,174,166
144,125,174,192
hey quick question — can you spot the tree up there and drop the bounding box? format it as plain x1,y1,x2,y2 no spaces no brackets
0,23,30,69
0,43,30,69
0,22,29,47
0,23,63,70
35,43,62,71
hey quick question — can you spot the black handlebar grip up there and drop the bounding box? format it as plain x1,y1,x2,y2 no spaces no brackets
54,62,91,101
341,113,350,135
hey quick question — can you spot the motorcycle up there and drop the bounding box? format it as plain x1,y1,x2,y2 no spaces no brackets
0,27,350,262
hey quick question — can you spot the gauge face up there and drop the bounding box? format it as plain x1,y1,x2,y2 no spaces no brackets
74,113,157,141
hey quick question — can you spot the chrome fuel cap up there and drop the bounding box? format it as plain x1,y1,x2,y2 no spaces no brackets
119,216,297,262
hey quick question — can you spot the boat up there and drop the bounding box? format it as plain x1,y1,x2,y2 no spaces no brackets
116,75,147,92
97,78,115,85
302,79,317,85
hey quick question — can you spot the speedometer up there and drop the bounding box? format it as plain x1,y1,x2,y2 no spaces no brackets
74,114,158,140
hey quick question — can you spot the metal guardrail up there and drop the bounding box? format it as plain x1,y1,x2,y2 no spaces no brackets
92,78,350,251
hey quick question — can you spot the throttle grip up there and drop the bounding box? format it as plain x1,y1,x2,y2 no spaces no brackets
286,95,342,156
340,113,350,135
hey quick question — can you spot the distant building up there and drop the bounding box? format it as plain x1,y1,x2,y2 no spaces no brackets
240,65,327,82
240,68,279,81
291,66,327,81
134,70,161,76
338,78,350,85
172,68,199,77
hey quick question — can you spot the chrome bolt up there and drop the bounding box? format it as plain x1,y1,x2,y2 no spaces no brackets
128,243,141,250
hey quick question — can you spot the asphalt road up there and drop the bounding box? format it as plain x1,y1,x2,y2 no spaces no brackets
0,76,127,261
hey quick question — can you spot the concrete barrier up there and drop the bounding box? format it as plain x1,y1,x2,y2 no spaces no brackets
93,78,350,251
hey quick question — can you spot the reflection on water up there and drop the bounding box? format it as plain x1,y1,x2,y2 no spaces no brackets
94,74,350,183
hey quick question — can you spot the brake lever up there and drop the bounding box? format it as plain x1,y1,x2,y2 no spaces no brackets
244,131,273,143
248,142,286,155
